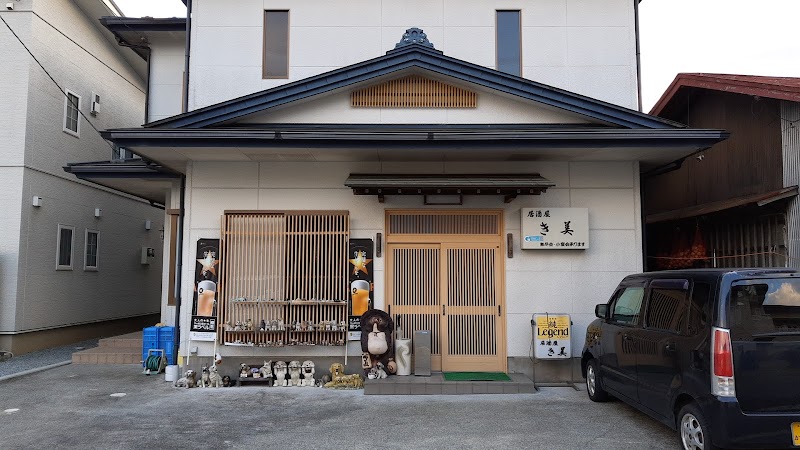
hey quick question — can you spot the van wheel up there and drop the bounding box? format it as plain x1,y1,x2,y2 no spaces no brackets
585,359,609,402
678,403,716,450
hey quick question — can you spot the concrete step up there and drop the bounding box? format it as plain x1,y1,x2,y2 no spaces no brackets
72,346,141,365
72,331,144,365
97,331,142,350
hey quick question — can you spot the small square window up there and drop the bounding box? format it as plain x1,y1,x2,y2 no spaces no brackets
63,91,80,137
85,230,99,270
57,225,75,270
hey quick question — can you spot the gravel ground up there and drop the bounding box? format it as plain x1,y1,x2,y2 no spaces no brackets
0,339,99,378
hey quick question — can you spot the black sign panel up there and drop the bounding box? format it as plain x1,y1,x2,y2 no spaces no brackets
348,238,373,331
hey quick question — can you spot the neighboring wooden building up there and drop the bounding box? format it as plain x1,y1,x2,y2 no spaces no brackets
645,74,800,269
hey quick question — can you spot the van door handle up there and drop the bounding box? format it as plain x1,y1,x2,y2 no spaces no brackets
622,333,630,340
665,343,676,352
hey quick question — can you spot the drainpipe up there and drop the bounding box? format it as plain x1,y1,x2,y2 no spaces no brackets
634,0,643,112
172,176,186,364
183,0,192,113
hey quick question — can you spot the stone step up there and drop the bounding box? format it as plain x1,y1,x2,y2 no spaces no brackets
72,346,141,365
97,331,143,350
364,373,539,395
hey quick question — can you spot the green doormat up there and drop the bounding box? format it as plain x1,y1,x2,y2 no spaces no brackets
443,372,511,381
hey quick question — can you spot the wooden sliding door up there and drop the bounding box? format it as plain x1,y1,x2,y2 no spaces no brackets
386,210,506,373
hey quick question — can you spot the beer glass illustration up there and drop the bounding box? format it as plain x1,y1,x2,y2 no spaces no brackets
351,279,370,316
197,280,217,316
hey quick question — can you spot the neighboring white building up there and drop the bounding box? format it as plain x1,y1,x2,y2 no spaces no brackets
0,0,163,355
83,0,726,377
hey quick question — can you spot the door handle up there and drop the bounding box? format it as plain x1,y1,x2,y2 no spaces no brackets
498,305,502,316
622,333,630,340
442,305,446,316
665,343,676,352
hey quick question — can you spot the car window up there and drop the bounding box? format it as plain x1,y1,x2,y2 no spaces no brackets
687,282,711,336
610,287,644,326
645,287,688,333
729,280,800,341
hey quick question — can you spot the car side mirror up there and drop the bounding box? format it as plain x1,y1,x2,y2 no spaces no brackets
595,304,608,319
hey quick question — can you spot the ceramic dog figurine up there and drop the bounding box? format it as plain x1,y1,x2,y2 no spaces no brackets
301,360,315,386
274,361,288,386
207,364,223,388
240,363,251,378
259,361,274,386
199,366,211,387
174,369,197,388
288,360,302,387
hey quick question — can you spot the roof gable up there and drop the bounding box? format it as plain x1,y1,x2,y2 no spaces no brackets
146,43,682,130
651,73,800,116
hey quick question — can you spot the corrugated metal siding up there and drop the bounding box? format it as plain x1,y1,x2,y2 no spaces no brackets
781,100,800,267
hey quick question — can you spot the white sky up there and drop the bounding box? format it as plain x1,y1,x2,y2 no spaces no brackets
114,0,800,113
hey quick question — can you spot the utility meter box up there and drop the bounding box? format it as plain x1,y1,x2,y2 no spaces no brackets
141,246,155,265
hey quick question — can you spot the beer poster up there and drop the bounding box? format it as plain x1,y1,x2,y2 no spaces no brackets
190,239,219,342
348,238,374,335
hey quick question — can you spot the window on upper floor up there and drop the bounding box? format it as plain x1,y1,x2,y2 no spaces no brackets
496,10,521,77
57,224,75,270
263,10,289,79
63,90,81,137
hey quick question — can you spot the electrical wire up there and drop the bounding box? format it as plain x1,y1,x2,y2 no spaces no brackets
0,13,117,153
30,10,145,94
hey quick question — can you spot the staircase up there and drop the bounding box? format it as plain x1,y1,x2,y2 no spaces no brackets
72,331,142,364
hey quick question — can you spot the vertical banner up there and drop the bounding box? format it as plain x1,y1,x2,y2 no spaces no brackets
190,239,219,342
348,238,374,337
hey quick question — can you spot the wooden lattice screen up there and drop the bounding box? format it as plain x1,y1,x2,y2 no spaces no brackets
218,211,350,346
351,75,477,108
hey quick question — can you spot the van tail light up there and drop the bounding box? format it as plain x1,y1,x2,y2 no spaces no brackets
711,327,736,397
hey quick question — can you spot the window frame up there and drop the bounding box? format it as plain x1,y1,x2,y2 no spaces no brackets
84,229,99,271
56,224,75,270
63,90,81,137
609,286,645,326
495,10,522,77
262,10,290,79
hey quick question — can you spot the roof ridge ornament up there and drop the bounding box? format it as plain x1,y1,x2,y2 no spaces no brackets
392,27,440,53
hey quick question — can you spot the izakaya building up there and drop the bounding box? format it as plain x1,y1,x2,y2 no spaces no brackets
70,0,726,376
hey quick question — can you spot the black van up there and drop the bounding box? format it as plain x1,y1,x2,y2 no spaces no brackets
581,269,800,449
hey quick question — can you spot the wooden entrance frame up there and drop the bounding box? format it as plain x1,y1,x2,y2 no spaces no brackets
385,209,507,372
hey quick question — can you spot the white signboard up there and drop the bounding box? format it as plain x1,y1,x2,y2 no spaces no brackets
189,331,216,342
521,208,589,249
532,313,571,359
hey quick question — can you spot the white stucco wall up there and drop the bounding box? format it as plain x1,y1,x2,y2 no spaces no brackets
0,0,163,334
18,170,163,330
179,160,643,359
188,0,639,111
148,35,186,123
0,7,32,332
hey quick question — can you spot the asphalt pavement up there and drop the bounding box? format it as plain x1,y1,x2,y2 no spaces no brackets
0,363,680,449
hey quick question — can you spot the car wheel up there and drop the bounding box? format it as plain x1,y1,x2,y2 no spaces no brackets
585,359,609,402
678,403,717,450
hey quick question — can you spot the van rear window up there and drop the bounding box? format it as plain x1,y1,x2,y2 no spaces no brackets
729,280,800,341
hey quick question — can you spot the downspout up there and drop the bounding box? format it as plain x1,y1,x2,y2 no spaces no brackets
145,47,151,123
634,0,643,112
173,175,186,364
183,0,192,113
